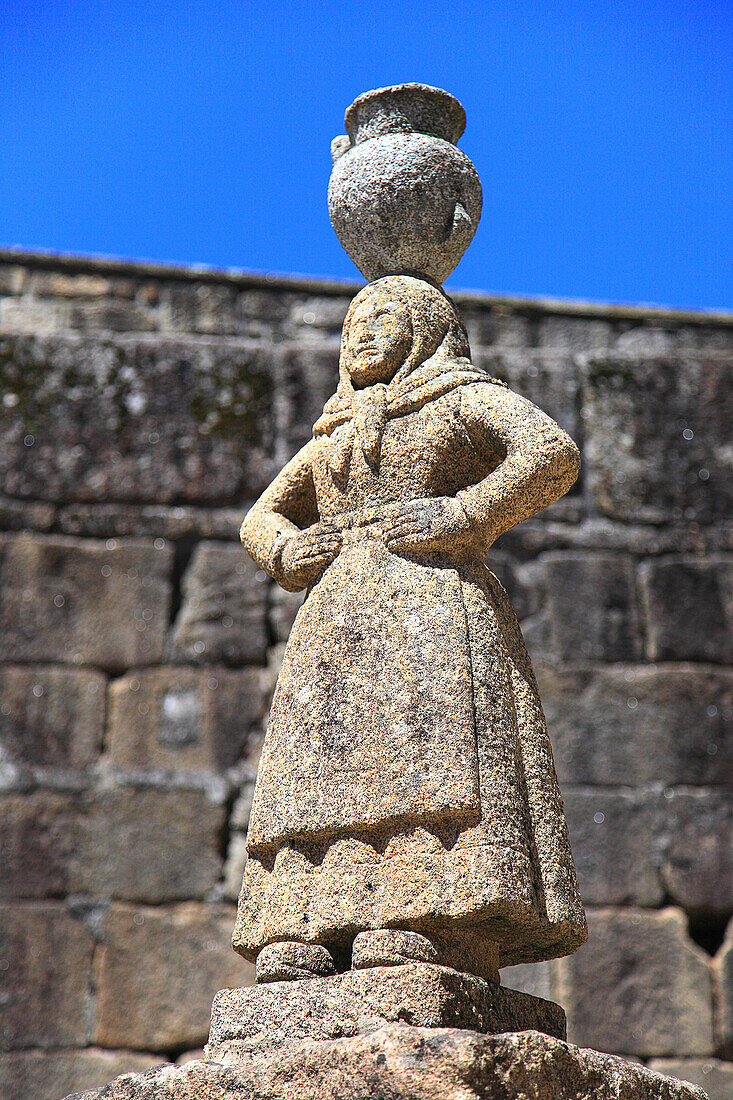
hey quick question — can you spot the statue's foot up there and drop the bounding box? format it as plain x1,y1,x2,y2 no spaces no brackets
256,941,336,983
351,929,438,969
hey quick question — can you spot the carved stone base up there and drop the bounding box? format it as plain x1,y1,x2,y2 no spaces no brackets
205,962,565,1063
66,1024,705,1099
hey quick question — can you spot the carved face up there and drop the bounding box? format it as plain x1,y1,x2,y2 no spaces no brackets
346,297,412,386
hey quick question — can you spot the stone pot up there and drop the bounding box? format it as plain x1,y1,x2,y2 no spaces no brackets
328,83,482,286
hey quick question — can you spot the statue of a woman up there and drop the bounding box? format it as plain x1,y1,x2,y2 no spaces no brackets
234,275,586,983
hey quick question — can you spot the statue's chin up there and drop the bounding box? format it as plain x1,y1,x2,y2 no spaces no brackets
349,361,394,387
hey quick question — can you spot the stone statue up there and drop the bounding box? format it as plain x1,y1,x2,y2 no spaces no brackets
72,83,706,1100
231,84,587,987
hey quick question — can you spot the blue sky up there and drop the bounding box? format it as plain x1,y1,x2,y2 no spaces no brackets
3,0,732,309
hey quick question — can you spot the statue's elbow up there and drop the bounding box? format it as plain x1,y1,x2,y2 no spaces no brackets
555,431,581,496
239,506,261,562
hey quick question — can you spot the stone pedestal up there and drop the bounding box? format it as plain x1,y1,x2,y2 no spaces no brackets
206,963,565,1062
66,1023,706,1099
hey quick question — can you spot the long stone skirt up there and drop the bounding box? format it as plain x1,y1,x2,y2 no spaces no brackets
233,541,587,973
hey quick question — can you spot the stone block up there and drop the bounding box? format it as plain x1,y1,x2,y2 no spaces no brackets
107,666,265,772
476,351,580,440
662,790,733,913
0,535,172,669
0,903,94,1049
276,343,341,453
563,787,664,905
0,1048,161,1100
0,333,277,503
159,284,242,334
67,298,157,332
537,664,733,787
538,315,613,352
649,1059,733,1100
0,295,70,333
581,355,732,524
0,792,77,898
72,788,226,902
0,788,225,901
170,543,268,665
0,493,55,532
640,558,733,663
55,502,243,540
27,270,131,298
288,296,350,336
68,1025,706,1100
0,262,27,294
460,305,533,350
521,552,642,662
0,665,106,781
557,908,713,1057
207,964,566,1062
94,903,252,1051
716,918,733,1057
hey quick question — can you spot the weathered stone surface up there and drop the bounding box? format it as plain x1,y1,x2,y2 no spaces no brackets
66,1025,705,1099
522,552,642,661
0,1048,161,1100
537,664,733,787
640,558,733,663
715,918,733,1058
256,942,336,983
352,929,439,968
75,789,226,902
0,792,78,897
0,665,106,783
662,790,733,912
206,964,566,1062
0,903,94,1049
539,315,613,352
557,908,714,1056
0,334,277,503
94,903,252,1051
0,535,172,668
237,274,585,969
477,350,580,439
460,306,533,350
55,503,243,540
0,789,224,901
650,1060,732,1100
563,787,664,905
170,543,268,665
107,666,265,773
581,354,732,524
329,85,481,284
276,344,340,454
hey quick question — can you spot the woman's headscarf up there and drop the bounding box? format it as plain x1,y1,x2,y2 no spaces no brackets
313,275,504,483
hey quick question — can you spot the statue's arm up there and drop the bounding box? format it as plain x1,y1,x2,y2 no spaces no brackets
457,382,580,548
240,441,320,586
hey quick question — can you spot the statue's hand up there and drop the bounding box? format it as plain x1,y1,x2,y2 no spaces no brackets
281,522,343,587
381,497,472,555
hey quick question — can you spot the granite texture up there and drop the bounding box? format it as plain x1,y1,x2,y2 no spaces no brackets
205,963,566,1063
235,274,586,972
64,1025,705,1099
1,246,731,1095
328,84,481,284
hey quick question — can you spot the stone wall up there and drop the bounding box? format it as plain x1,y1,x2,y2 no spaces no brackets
0,249,730,1100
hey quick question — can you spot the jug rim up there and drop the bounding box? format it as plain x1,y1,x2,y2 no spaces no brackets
344,83,466,146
